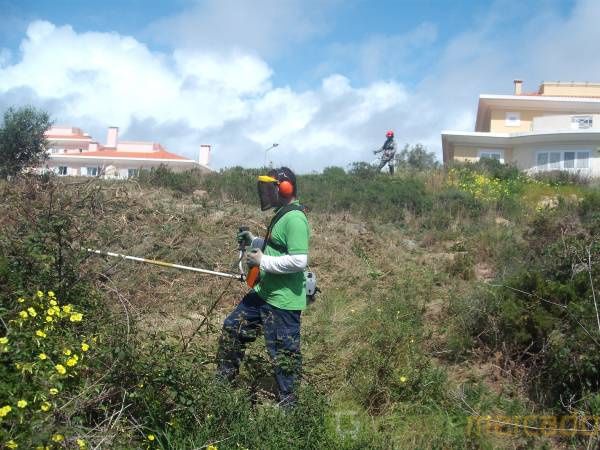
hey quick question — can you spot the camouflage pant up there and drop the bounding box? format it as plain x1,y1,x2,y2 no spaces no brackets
377,157,395,174
216,291,302,406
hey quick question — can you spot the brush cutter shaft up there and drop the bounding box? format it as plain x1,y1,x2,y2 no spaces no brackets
87,249,241,280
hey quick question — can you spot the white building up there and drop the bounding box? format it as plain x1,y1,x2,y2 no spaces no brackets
42,126,212,178
442,80,600,177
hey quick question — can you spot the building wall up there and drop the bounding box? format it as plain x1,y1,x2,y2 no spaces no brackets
452,142,600,177
43,158,204,178
489,109,539,133
540,83,600,97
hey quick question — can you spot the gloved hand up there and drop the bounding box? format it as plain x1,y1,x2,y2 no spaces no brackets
237,230,255,246
246,248,263,267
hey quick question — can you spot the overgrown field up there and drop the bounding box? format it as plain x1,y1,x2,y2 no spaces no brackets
1,161,599,449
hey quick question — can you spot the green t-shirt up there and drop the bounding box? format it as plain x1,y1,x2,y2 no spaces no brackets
254,202,310,311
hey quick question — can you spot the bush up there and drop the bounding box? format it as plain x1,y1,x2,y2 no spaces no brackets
0,291,92,448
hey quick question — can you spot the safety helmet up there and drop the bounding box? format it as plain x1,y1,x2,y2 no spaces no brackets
386,130,394,138
257,167,297,211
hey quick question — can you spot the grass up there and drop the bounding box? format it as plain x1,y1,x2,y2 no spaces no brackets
1,164,599,449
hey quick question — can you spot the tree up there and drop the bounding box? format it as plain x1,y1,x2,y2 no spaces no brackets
395,143,439,171
0,106,52,178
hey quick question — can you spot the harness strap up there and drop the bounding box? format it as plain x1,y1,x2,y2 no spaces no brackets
261,204,305,253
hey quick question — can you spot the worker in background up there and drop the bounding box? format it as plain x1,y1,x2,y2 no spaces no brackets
216,167,310,408
374,130,397,175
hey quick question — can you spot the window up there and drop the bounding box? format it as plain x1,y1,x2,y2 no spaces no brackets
536,151,591,171
571,115,593,130
505,112,521,127
549,152,561,169
86,167,98,177
127,168,139,178
58,166,68,176
563,152,575,169
576,151,590,169
479,150,503,163
537,152,548,167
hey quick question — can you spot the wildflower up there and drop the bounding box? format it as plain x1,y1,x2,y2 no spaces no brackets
55,364,67,375
399,376,407,383
62,305,72,314
35,330,47,338
52,434,64,442
45,316,53,323
66,356,78,367
48,291,55,297
49,388,59,395
81,342,90,352
63,349,72,356
207,445,218,450
70,312,83,322
40,402,51,412
19,311,28,319
17,400,27,408
0,337,8,345
17,297,25,303
6,440,18,449
49,299,57,306
27,307,37,317
0,405,12,417
38,353,48,360
76,439,86,448
37,291,44,298
147,434,155,441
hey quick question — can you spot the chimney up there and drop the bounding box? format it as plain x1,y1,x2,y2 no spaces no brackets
513,79,523,95
106,126,119,148
199,144,211,167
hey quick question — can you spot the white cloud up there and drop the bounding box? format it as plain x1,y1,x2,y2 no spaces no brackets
149,0,337,57
0,20,409,170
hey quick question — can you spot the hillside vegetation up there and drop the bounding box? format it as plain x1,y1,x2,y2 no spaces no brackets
1,161,599,449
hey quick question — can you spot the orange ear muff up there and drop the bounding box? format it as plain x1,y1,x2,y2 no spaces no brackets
278,180,294,197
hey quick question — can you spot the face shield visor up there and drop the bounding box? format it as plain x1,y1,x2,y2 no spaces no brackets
257,175,280,211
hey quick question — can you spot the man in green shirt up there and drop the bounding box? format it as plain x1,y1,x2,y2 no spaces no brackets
216,167,310,407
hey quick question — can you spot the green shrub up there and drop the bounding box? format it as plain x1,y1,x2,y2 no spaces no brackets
0,291,92,448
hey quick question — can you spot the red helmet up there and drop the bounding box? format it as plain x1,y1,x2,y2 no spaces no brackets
386,130,394,138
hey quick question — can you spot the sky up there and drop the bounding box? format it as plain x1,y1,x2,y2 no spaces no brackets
0,0,598,172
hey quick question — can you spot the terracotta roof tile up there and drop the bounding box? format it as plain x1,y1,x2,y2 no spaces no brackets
63,149,193,161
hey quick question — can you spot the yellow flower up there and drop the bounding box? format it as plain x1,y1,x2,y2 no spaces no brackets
40,401,51,412
63,349,72,356
51,434,64,442
207,445,218,450
17,399,27,408
37,291,44,298
49,299,57,306
6,440,18,449
49,388,59,395
45,316,53,323
38,353,48,360
76,439,86,448
0,337,8,345
19,311,28,319
399,376,407,383
62,305,72,314
0,405,12,417
48,291,55,297
70,312,83,322
55,364,66,375
66,356,78,367
81,342,90,352
147,434,155,441
35,330,47,338
17,297,25,303
27,307,37,317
